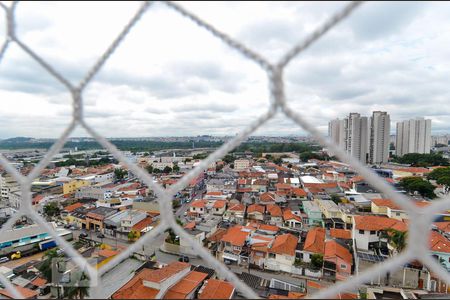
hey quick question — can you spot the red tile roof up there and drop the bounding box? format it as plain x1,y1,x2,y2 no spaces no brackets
213,200,227,209
324,240,353,265
268,292,306,299
430,231,450,253
221,225,252,247
0,286,39,299
269,234,298,256
228,203,245,212
260,192,276,203
303,227,325,254
266,204,282,217
31,277,47,287
164,271,207,299
64,202,83,212
198,279,235,299
112,262,190,299
292,188,307,197
354,216,407,232
184,222,196,230
330,228,351,240
283,208,302,222
190,199,207,208
247,204,265,214
132,217,153,232
99,249,119,258
434,222,450,233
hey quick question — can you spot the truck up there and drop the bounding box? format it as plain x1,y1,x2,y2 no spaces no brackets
38,240,57,251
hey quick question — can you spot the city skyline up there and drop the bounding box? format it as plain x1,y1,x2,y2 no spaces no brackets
1,2,450,138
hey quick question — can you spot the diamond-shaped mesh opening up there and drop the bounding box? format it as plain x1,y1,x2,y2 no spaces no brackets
2,1,449,299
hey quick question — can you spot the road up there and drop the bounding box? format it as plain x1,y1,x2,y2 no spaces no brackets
0,251,45,269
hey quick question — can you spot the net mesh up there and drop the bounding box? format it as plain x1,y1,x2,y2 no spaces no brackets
0,1,449,298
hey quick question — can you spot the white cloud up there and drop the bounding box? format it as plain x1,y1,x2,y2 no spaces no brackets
0,1,450,138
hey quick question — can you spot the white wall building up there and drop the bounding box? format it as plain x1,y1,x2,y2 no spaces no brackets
234,159,250,171
369,111,390,164
345,113,369,164
396,118,432,156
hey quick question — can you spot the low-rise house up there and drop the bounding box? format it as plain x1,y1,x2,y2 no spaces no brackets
265,234,298,273
223,203,246,224
211,200,227,216
371,198,430,221
266,204,283,226
283,209,303,229
112,262,206,299
189,200,207,218
247,204,265,221
218,225,254,265
198,279,235,299
352,215,407,252
315,199,341,219
430,231,450,271
323,240,353,281
291,188,308,200
121,210,148,233
302,201,323,227
300,227,325,263
329,228,352,241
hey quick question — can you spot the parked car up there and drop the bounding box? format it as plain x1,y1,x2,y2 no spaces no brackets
178,255,190,263
79,232,88,238
69,226,76,230
97,233,105,239
0,257,9,263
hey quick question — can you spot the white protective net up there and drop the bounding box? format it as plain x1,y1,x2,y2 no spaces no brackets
0,1,449,299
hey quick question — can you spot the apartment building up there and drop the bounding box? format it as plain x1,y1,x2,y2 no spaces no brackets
370,111,390,164
396,117,432,156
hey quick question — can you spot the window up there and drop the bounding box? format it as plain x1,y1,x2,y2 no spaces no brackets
396,212,401,216
370,230,376,235
359,230,364,234
340,264,347,269
269,253,276,259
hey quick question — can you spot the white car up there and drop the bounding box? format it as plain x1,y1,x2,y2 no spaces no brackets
0,257,9,263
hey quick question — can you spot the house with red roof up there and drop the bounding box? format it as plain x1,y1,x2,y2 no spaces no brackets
219,225,255,265
247,204,265,221
266,204,283,226
112,262,207,299
371,198,430,221
283,208,303,229
223,203,246,224
188,200,207,218
430,231,450,271
324,240,353,281
300,227,325,263
352,215,407,251
265,234,299,273
198,279,235,299
211,200,227,216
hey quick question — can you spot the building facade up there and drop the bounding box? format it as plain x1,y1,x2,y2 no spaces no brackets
396,118,432,156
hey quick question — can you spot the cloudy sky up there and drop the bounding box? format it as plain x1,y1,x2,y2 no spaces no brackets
0,1,449,139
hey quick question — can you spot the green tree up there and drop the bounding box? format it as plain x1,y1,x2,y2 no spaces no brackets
386,229,407,254
145,165,154,174
163,166,173,173
310,254,323,270
273,157,282,165
222,154,234,164
38,249,61,282
437,176,450,194
128,231,138,242
394,153,449,167
400,177,436,199
173,164,180,173
114,168,127,180
43,202,60,217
